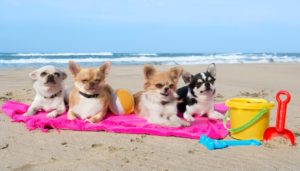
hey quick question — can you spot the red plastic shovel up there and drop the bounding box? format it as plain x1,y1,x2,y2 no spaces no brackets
263,91,296,145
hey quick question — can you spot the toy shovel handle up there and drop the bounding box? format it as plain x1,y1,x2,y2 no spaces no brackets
276,91,291,132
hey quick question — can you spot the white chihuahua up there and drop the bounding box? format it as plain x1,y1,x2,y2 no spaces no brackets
24,65,67,118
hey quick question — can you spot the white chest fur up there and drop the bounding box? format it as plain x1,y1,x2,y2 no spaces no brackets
139,93,177,117
73,96,103,119
188,94,214,114
41,97,63,112
33,93,64,112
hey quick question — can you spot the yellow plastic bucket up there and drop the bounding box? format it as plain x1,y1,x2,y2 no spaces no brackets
224,98,274,140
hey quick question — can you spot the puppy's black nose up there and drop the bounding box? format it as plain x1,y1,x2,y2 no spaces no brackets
205,82,210,89
164,87,169,92
46,74,55,84
47,74,54,81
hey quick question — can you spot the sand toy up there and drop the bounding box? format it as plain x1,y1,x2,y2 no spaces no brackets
264,91,296,145
224,98,274,140
199,135,261,150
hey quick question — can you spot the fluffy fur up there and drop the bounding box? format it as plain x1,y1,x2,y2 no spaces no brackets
24,65,67,118
67,61,114,123
177,63,224,122
134,65,189,127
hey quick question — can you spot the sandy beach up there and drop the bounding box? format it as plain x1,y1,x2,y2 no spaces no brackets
0,63,299,171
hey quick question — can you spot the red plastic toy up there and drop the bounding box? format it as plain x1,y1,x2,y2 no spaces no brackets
263,91,295,145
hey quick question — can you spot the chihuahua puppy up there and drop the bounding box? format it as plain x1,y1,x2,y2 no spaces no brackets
177,63,224,122
24,65,67,118
68,61,114,123
134,65,189,127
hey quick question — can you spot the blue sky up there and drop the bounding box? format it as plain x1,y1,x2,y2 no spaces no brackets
0,0,300,53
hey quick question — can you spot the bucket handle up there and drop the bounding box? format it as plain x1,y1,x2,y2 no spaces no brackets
223,108,268,133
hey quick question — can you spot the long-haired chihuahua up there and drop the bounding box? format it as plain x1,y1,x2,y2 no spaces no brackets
134,65,189,127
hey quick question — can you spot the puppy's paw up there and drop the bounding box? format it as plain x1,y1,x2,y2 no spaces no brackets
68,115,77,120
166,122,182,127
169,115,190,127
208,111,224,120
23,111,34,117
184,114,195,122
47,111,58,118
86,117,99,123
166,119,187,127
86,115,102,123
180,120,190,127
67,111,77,120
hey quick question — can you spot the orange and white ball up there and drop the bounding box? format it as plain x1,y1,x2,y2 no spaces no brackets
110,89,134,115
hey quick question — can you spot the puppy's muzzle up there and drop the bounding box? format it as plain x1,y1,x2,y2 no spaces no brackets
160,86,171,96
46,74,56,84
205,83,211,91
164,87,169,93
87,82,97,90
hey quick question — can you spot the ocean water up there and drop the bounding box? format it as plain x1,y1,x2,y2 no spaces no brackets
0,52,299,68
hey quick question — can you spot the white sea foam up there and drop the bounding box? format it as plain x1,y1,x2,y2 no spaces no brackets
131,53,158,56
0,54,299,65
15,52,113,56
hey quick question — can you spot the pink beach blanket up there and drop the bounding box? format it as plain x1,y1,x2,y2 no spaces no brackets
1,101,229,139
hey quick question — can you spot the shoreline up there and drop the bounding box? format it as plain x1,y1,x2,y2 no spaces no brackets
0,61,300,68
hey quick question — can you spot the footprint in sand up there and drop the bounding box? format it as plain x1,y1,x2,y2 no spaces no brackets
91,143,103,148
0,143,9,150
107,146,123,152
11,157,57,171
238,90,269,98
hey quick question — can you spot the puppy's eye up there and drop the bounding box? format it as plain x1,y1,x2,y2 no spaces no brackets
54,72,60,77
82,79,89,83
155,83,164,89
40,72,47,77
209,77,215,83
196,82,202,88
169,84,175,89
94,79,101,83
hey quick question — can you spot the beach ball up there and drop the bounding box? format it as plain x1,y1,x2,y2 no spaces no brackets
111,89,134,115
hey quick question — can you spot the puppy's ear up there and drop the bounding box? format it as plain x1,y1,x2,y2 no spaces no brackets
207,63,216,77
61,71,67,80
182,71,193,84
99,61,111,75
68,61,81,76
29,70,38,80
144,65,156,80
169,66,183,83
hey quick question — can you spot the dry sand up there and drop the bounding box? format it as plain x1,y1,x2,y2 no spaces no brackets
0,63,299,171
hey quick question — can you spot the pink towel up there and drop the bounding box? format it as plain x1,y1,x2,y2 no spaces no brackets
1,101,229,139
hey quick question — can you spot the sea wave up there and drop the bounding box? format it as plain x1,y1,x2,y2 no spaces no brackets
131,53,158,56
0,54,299,65
15,52,113,56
